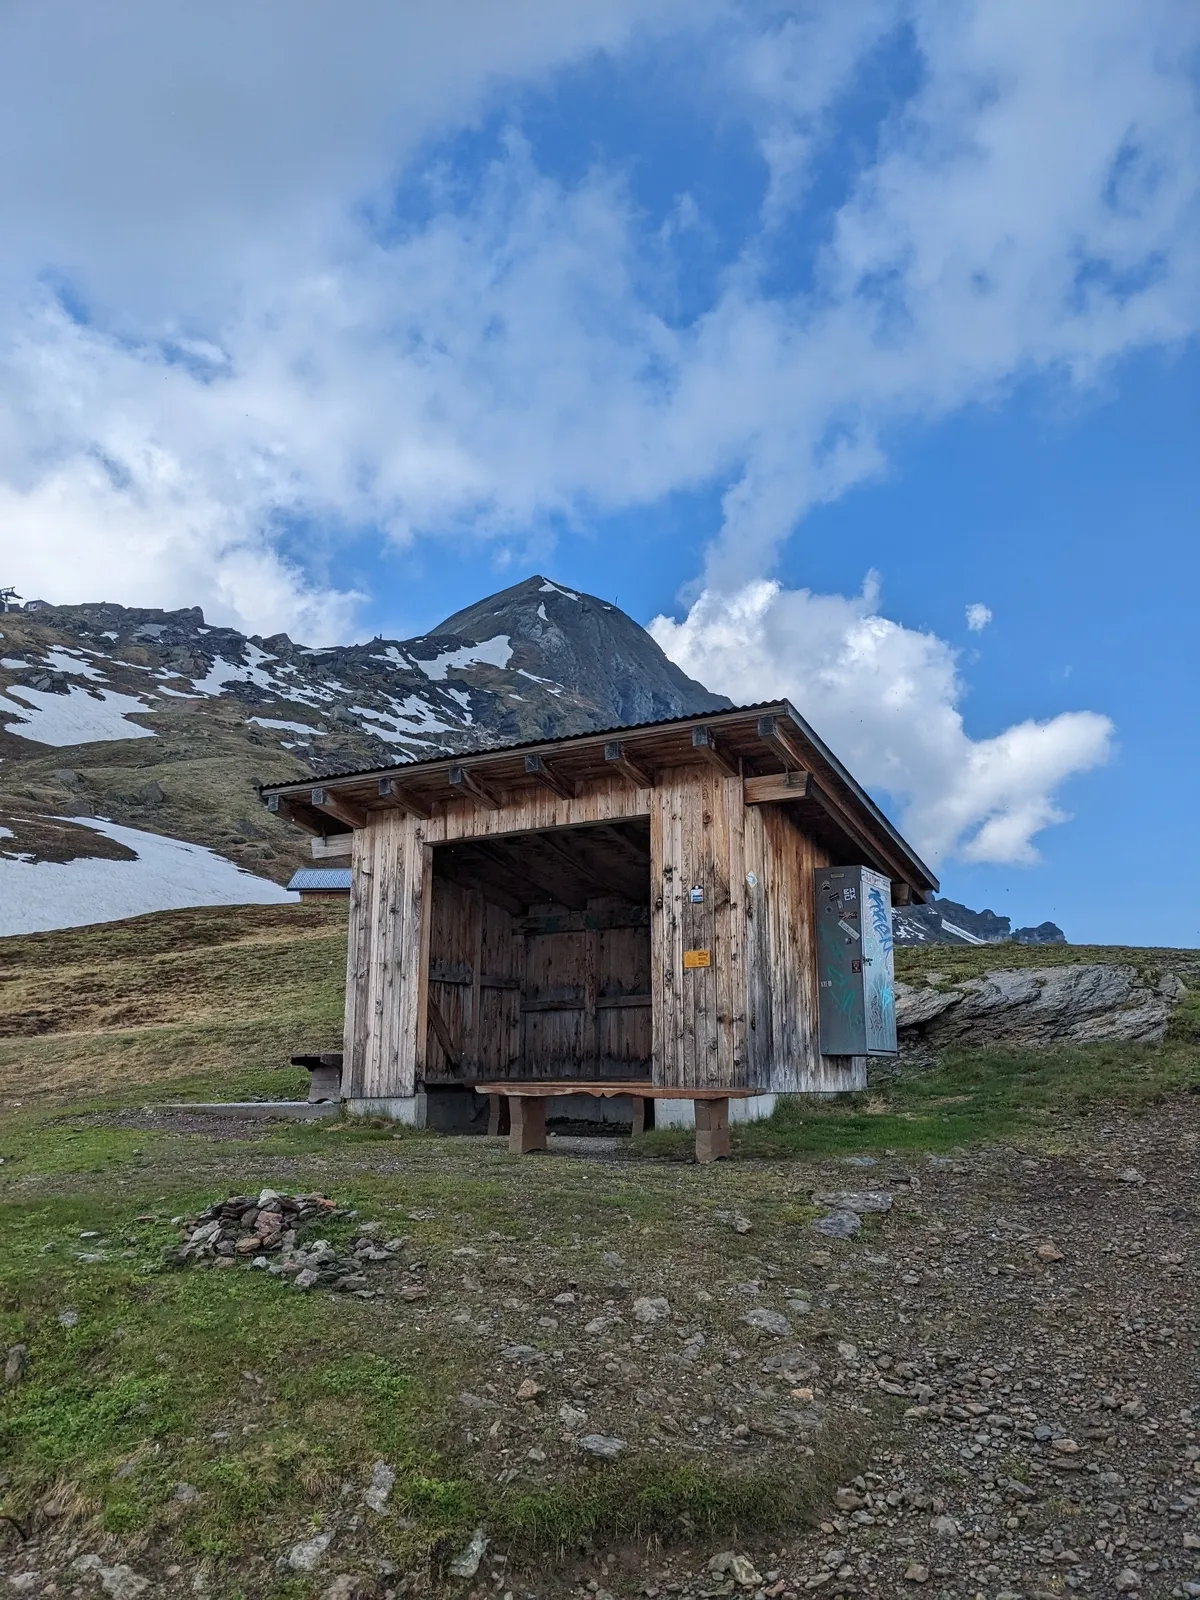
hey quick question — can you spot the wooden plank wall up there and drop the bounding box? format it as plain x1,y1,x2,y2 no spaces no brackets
426,878,521,1079
743,803,829,1091
344,771,835,1099
650,769,749,1089
521,904,650,1080
343,811,432,1100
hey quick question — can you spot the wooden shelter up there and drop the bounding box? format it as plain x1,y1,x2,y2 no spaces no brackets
260,703,937,1127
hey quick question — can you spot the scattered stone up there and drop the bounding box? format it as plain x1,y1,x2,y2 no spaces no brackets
58,1310,79,1327
1035,1242,1065,1261
294,1268,319,1291
516,1378,543,1401
903,1563,930,1584
578,1433,627,1459
173,1482,200,1503
284,1533,332,1573
362,1460,395,1513
4,1343,27,1384
632,1295,670,1324
742,1308,791,1337
558,1403,588,1432
812,1210,861,1239
708,1552,763,1587
447,1529,488,1579
1114,1570,1141,1592
1117,1167,1144,1184
812,1190,893,1214
320,1578,363,1600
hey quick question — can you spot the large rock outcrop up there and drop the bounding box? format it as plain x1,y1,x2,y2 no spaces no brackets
895,964,1188,1055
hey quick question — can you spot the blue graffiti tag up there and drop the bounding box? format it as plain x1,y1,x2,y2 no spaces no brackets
867,886,893,954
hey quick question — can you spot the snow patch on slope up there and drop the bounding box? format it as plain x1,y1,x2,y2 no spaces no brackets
416,635,512,681
0,817,297,935
0,685,157,745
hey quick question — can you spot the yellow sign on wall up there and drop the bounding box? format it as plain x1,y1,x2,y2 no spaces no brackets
683,948,712,969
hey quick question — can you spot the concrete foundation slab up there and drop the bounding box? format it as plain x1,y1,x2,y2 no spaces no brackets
159,1101,339,1121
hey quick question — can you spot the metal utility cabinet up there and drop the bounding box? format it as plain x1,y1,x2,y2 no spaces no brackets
814,865,898,1057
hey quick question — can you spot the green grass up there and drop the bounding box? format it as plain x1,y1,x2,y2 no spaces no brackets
2,904,1198,1584
641,1027,1200,1161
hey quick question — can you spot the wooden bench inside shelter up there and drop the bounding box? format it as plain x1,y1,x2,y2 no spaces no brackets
290,1053,343,1104
477,1081,754,1163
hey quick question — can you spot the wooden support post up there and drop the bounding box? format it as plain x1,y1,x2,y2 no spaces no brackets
508,1094,547,1154
487,1093,510,1137
524,753,574,800
694,1097,730,1163
691,726,738,779
604,740,652,789
449,765,501,810
631,1096,647,1137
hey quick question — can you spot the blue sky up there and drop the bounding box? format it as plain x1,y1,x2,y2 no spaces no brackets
0,2,1197,944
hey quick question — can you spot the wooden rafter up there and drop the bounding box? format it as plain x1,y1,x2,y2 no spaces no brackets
449,765,500,810
376,775,431,819
310,787,368,829
524,753,574,801
691,725,738,779
604,740,652,788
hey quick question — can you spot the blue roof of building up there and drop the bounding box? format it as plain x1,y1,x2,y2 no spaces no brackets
287,867,352,892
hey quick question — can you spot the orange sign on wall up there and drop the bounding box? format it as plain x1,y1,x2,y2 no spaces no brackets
683,948,712,969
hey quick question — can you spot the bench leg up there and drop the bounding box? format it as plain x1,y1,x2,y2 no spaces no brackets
307,1066,342,1104
694,1098,730,1164
508,1095,547,1155
487,1094,510,1137
631,1096,646,1138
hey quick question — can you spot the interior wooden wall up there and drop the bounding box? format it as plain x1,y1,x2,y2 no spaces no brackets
744,802,829,1091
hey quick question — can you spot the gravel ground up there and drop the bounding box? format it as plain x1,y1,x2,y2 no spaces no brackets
1,1099,1196,1600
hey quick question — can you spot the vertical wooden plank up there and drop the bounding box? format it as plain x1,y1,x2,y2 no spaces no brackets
649,783,671,1086
467,888,484,1073
583,926,598,1076
342,822,374,1097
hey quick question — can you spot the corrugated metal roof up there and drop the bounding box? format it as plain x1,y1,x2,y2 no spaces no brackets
286,867,352,892
267,700,783,788
262,699,939,896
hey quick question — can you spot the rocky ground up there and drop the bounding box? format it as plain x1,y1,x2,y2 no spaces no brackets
1,1100,1197,1600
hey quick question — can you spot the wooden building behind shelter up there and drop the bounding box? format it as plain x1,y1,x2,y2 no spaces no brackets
261,703,937,1120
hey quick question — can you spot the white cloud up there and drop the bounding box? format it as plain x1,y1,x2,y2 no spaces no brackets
649,578,1114,865
966,603,993,632
0,0,1194,637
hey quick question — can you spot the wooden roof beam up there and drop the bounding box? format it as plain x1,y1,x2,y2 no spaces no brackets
376,774,431,819
309,787,368,829
524,753,575,801
757,713,809,772
691,725,738,779
449,765,500,810
744,771,812,805
264,793,328,837
604,740,652,788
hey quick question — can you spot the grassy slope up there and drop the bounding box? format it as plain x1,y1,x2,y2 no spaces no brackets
0,903,347,1104
0,907,1197,1586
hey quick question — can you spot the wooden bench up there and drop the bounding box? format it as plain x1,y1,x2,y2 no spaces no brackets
475,1081,756,1163
290,1053,343,1104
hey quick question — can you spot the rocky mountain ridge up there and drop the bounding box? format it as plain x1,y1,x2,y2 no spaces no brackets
893,894,1065,949
1,577,1061,942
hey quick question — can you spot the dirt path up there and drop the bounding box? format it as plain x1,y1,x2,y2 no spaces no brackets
1,1100,1196,1600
